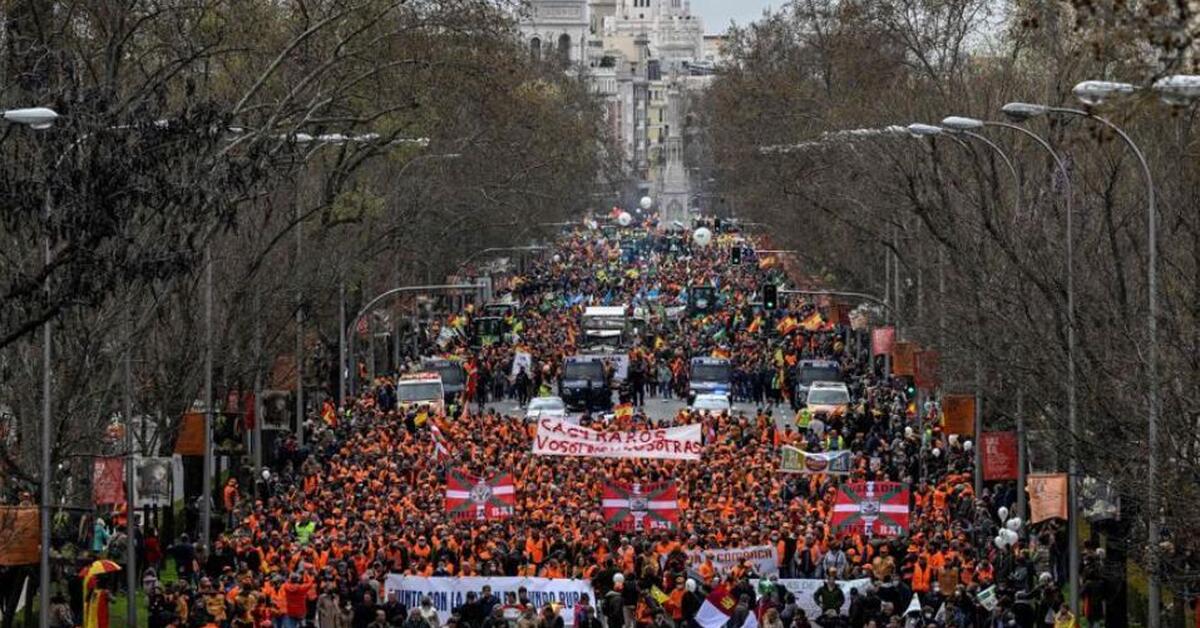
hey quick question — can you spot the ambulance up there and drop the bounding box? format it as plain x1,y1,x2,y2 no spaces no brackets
395,372,445,415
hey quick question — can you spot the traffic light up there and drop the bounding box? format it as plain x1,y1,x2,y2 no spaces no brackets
905,378,917,398
730,246,742,265
763,283,778,310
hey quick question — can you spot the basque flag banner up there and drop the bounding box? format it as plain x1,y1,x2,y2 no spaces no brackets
602,481,679,532
695,584,758,628
445,471,516,521
830,481,910,538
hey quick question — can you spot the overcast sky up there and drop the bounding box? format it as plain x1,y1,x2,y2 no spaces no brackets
691,0,775,33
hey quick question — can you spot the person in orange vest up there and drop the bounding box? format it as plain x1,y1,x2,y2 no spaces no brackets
911,555,933,600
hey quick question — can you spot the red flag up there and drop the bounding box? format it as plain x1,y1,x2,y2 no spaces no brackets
981,432,1018,480
430,419,451,461
776,316,799,336
800,311,824,332
602,481,679,532
242,391,256,431
831,481,910,537
445,471,515,521
871,326,895,356
93,457,126,506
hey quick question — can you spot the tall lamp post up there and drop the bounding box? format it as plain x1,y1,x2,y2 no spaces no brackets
4,106,60,628
942,113,1076,610
907,122,1023,500
1000,75,1200,628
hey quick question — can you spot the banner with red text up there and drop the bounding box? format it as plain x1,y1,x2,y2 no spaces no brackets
532,418,702,460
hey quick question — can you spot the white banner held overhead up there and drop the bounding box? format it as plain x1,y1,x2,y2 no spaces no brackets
383,576,595,626
532,418,702,460
684,545,779,577
511,351,533,379
751,579,869,619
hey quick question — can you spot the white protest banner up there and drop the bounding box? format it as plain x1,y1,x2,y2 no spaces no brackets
533,418,702,461
685,545,779,577
751,579,870,620
511,352,533,379
383,576,594,626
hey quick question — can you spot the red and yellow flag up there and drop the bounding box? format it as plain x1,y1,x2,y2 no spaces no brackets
800,311,824,332
614,403,634,420
776,316,799,336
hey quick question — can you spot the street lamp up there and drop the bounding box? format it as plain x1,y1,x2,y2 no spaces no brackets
2,107,59,129
908,121,1023,501
1153,74,1200,106
1072,80,1137,106
943,112,1077,613
4,105,59,628
1001,75,1190,628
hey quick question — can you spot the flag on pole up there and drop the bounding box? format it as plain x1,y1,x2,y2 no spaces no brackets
430,419,450,461
776,316,799,336
602,481,679,531
800,311,824,332
445,471,516,521
696,584,758,628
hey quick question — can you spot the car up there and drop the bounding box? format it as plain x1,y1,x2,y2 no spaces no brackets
690,393,732,413
526,396,568,421
806,381,851,418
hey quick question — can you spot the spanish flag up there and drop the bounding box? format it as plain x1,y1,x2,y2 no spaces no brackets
711,347,731,360
776,316,799,336
615,403,634,420
800,311,824,332
747,316,762,334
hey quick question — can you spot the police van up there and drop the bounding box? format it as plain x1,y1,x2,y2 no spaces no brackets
688,357,732,405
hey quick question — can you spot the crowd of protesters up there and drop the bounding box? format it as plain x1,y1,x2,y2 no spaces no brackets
68,216,1088,628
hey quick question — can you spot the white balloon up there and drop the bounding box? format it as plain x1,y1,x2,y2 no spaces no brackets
998,506,1009,522
1006,517,1023,532
931,447,941,458
948,434,959,446
552,254,561,263
639,196,653,211
618,211,632,227
692,227,713,247
994,535,1007,549
1002,529,1019,544
963,439,973,452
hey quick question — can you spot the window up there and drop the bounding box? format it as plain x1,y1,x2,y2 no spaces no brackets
530,37,542,62
558,34,571,63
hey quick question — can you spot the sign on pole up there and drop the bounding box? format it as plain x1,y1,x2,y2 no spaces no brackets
980,432,1018,480
941,394,976,436
891,341,917,376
